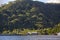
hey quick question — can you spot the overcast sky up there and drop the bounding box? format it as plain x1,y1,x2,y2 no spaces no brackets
47,0,60,3
0,0,46,4
0,0,60,5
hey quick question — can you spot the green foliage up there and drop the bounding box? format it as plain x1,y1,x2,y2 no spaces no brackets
0,0,60,35
52,23,60,34
30,7,37,12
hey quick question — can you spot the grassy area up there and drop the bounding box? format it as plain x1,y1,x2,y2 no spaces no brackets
1,25,60,35
1,28,54,35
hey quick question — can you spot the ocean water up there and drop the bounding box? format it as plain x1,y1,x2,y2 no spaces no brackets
0,35,60,40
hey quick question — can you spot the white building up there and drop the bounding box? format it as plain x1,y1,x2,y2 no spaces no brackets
27,32,38,35
57,32,60,35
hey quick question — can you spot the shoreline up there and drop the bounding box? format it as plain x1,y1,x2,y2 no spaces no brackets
0,34,58,36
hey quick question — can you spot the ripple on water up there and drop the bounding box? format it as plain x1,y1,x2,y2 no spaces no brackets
0,35,60,40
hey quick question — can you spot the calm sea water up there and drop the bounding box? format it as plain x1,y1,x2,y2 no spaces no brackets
0,35,60,40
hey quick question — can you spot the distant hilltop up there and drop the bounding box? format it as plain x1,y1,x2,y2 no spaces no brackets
0,4,2,7
0,4,4,7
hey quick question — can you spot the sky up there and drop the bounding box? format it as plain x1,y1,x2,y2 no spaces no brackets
47,0,60,3
0,0,60,5
0,0,47,4
34,0,47,2
0,0,14,4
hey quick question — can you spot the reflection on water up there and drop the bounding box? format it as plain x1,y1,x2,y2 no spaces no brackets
0,35,60,40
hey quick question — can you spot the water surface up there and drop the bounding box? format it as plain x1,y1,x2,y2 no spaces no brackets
0,35,60,40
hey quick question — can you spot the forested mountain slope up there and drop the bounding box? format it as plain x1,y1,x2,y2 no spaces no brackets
0,0,60,34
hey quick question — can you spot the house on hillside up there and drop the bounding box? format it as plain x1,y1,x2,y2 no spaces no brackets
27,32,38,35
57,32,60,35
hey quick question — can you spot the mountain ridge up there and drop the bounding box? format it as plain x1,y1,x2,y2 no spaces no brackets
0,0,60,33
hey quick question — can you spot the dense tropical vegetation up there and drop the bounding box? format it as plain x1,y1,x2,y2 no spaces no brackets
0,0,60,35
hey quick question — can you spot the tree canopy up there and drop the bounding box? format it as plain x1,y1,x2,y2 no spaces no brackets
0,0,60,34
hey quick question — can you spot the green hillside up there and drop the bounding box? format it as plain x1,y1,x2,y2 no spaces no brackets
0,0,60,35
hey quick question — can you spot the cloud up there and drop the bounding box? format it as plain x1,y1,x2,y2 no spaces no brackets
0,0,2,6
47,0,60,3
